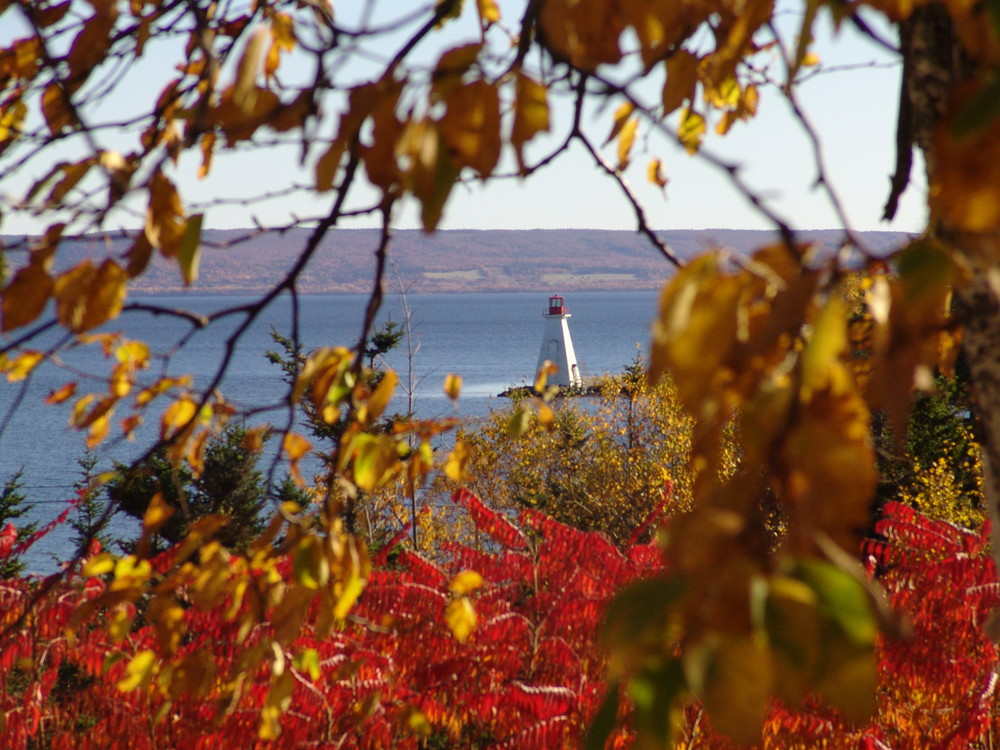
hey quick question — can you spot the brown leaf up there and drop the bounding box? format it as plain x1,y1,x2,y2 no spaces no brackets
1,262,53,332
65,7,117,88
41,84,74,135
538,0,624,71
511,71,549,174
146,170,186,257
662,50,700,116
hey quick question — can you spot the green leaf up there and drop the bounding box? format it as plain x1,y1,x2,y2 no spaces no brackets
791,558,877,647
585,684,620,750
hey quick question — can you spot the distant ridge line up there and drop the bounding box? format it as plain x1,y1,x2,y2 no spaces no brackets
2,228,912,295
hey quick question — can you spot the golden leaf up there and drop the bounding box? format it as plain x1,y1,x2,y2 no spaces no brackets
443,373,462,400
449,569,484,595
677,108,706,154
54,258,127,333
445,438,472,481
445,596,477,642
476,0,500,24
81,551,115,578
511,71,550,174
143,493,174,535
197,132,215,179
1,262,53,331
617,117,639,171
439,80,502,178
605,102,636,145
117,650,157,692
283,431,312,485
161,396,197,440
397,119,459,232
0,99,27,144
366,369,397,422
177,213,203,285
647,157,668,190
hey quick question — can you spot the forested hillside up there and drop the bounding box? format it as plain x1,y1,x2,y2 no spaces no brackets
2,228,909,293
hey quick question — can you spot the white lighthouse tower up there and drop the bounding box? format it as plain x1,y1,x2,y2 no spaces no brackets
536,295,583,388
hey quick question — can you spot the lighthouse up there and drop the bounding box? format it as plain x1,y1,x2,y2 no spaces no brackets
536,295,583,388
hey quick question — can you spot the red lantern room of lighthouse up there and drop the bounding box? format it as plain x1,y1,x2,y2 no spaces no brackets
536,295,583,388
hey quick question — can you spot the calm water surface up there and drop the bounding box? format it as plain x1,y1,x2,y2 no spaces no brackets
0,290,659,569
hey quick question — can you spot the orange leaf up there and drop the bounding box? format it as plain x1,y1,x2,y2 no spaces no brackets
45,381,77,405
283,432,312,485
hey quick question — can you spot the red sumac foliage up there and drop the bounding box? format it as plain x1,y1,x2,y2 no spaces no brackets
686,501,1000,749
0,492,660,748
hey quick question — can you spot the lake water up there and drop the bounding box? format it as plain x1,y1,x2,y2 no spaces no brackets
0,290,661,570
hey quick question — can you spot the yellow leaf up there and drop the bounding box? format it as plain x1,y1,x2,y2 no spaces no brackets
161,396,197,440
1,262,53,332
143,493,174,535
271,13,296,51
445,438,472,481
449,569,484,595
117,650,156,692
294,648,321,681
116,339,150,368
82,551,115,578
0,98,27,144
177,213,203,285
677,108,706,154
443,373,462,400
605,102,636,146
445,596,477,642
366,369,397,422
647,158,668,190
333,566,365,619
283,431,312,485
4,350,44,382
617,117,638,171
258,671,294,740
87,408,112,449
476,0,500,24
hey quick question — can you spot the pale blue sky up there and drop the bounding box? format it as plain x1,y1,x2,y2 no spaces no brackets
0,1,924,236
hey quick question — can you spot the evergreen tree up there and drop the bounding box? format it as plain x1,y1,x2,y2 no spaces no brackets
0,471,37,578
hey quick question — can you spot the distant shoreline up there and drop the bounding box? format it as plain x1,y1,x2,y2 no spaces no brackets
4,228,912,296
